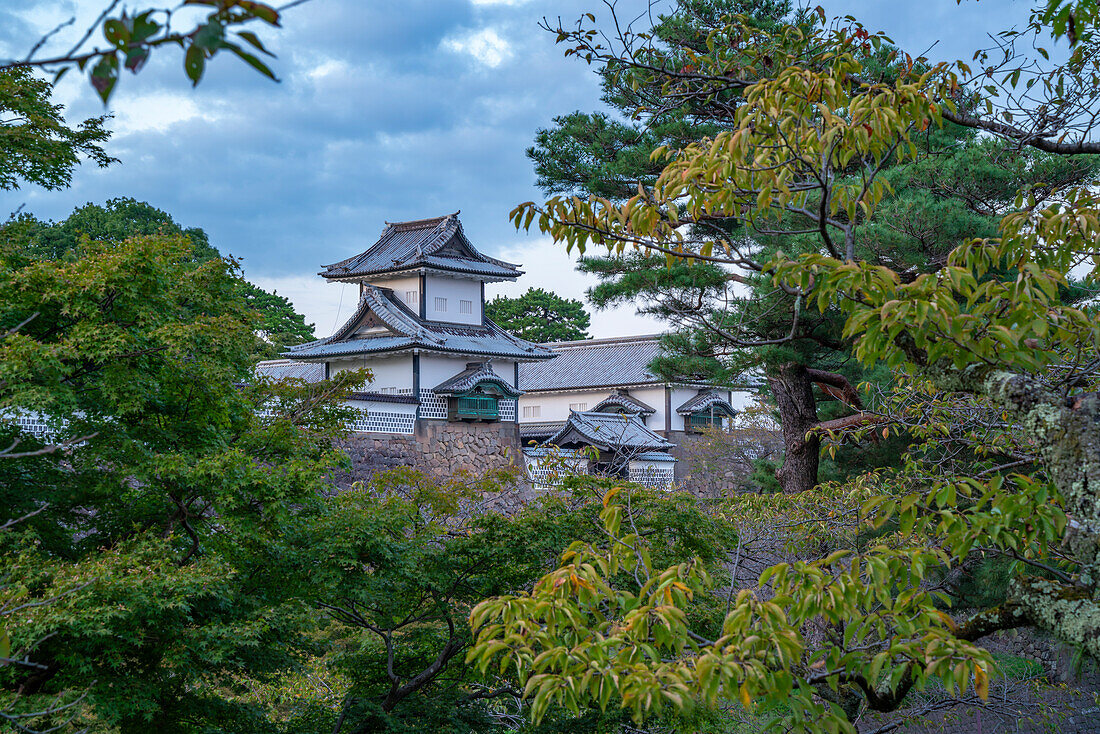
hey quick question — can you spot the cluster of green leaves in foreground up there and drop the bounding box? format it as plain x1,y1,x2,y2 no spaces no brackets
266,474,739,733
470,484,993,732
3,1,289,103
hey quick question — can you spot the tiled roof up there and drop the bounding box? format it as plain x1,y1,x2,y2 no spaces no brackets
255,360,325,382
320,213,520,280
676,391,738,416
548,411,674,452
519,335,665,391
283,285,555,362
632,452,678,462
433,362,523,398
592,390,656,415
347,392,419,405
519,421,566,441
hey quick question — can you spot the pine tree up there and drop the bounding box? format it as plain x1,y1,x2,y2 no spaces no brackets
485,287,590,342
527,0,1097,492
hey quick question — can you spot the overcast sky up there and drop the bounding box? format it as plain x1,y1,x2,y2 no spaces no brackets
0,0,1036,337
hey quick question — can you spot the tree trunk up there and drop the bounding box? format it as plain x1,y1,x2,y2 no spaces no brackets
767,362,821,494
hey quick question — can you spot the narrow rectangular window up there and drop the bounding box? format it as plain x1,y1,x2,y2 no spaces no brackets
522,405,541,418
459,299,473,314
405,290,418,306
569,402,588,412
434,297,447,313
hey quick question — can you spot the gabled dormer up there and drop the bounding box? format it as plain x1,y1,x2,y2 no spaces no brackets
676,390,738,432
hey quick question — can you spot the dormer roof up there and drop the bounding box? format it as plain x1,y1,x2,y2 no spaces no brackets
320,212,521,281
282,284,555,362
675,390,738,416
433,362,524,398
591,390,657,416
547,411,674,452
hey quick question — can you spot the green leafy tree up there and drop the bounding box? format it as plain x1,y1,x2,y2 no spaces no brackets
0,229,367,732
261,472,737,733
3,198,315,358
472,4,1100,732
485,288,591,343
0,67,113,191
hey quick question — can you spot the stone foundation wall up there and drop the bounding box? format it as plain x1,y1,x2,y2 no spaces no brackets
416,420,523,477
666,430,750,498
981,627,1100,686
336,420,524,487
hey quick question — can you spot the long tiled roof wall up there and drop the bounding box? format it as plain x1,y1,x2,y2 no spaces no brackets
255,360,325,382
519,335,664,391
347,392,420,405
519,421,566,441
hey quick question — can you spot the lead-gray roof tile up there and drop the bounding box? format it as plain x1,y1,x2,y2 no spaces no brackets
255,360,325,382
433,362,523,397
283,284,555,362
320,213,520,280
592,390,657,415
548,410,674,451
519,336,664,391
676,391,738,416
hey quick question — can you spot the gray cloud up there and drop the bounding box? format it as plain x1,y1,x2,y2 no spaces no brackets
1,0,1039,293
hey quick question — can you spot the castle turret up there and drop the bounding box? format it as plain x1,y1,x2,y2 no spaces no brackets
280,213,554,434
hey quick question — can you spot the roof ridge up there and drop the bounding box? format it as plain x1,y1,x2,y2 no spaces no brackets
546,409,672,451
386,211,459,232
548,334,664,349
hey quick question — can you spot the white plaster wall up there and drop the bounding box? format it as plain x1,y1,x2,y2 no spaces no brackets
489,359,518,388
346,399,417,416
368,275,421,312
519,386,669,426
327,356,366,377
520,386,758,430
729,389,757,412
518,389,612,422
420,353,478,389
330,354,414,392
420,354,516,389
629,386,668,430
424,275,482,325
